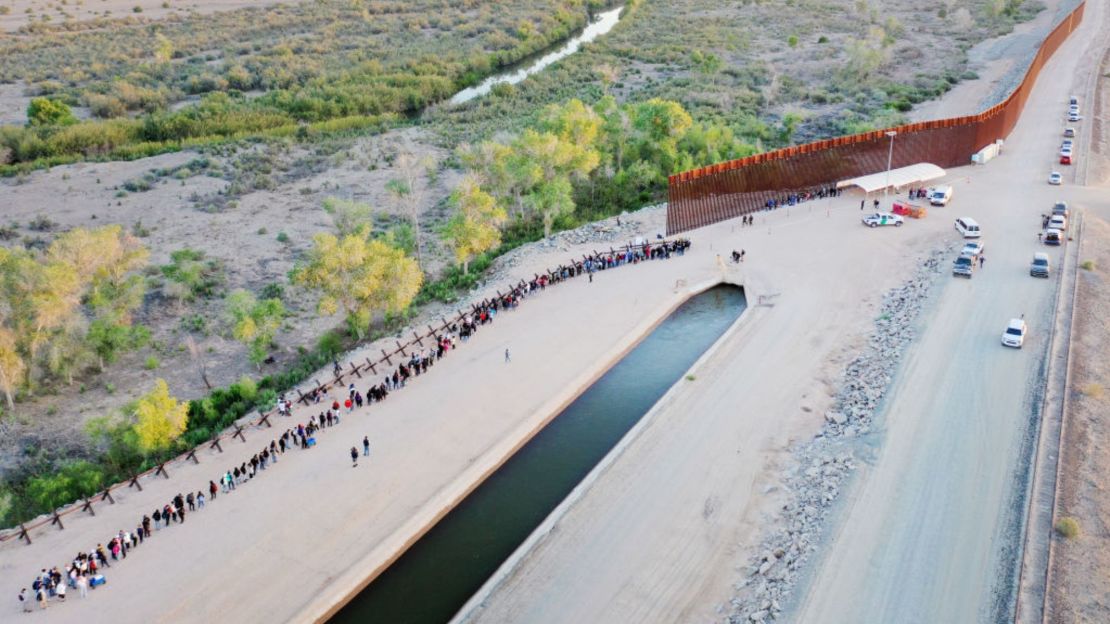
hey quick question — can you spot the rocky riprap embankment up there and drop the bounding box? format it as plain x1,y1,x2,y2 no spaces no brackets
480,205,666,286
725,245,952,623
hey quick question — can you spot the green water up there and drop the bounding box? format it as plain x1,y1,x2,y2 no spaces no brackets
331,284,746,624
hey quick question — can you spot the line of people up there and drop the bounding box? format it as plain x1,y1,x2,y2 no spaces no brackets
14,236,693,615
764,186,842,210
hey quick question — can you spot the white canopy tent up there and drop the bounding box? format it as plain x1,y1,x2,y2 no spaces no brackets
837,163,946,193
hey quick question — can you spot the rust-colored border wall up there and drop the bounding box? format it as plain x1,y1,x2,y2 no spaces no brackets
666,1,1086,235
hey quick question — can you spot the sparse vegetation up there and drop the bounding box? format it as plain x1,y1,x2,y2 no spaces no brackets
1081,260,1096,271
1080,383,1104,400
1055,516,1080,539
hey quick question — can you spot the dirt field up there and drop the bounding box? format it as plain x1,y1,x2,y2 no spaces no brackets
0,127,461,473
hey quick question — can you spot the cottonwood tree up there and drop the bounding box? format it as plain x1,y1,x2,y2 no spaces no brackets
0,327,24,412
50,225,150,369
0,246,82,391
225,289,285,369
441,177,506,275
293,227,423,339
386,150,435,270
513,129,599,237
131,379,189,454
0,226,150,408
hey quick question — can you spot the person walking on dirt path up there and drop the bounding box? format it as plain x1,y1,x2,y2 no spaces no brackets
873,199,879,210
363,436,370,457
860,199,865,211
20,588,32,613
505,348,511,363
979,255,985,268
350,446,359,467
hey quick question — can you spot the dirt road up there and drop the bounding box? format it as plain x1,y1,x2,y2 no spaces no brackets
793,2,1110,622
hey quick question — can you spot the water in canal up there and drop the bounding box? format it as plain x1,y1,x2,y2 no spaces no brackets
331,284,746,624
447,6,624,106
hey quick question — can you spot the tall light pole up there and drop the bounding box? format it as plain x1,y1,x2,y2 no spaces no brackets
884,130,897,197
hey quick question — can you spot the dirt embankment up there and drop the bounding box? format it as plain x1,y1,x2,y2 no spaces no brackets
1047,213,1110,624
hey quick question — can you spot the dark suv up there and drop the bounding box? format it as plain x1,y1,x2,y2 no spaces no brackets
953,254,974,278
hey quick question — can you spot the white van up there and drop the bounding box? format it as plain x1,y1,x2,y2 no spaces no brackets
929,185,954,206
955,217,981,238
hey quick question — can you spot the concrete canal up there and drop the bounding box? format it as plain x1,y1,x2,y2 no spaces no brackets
330,284,747,624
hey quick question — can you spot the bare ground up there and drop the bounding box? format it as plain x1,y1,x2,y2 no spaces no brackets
1047,212,1110,623
0,126,461,474
0,0,287,33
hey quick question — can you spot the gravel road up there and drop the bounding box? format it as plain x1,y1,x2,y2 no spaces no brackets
792,2,1110,621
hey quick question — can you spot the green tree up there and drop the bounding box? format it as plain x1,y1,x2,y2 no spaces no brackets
293,228,423,339
131,379,189,454
86,317,150,370
27,97,77,127
26,460,104,512
441,177,506,274
512,128,599,236
226,289,285,368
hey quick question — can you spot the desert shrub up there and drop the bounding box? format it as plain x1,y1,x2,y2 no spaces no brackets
1080,260,1095,271
86,93,128,119
161,248,224,299
1081,383,1104,399
315,330,345,358
1055,517,1080,539
144,356,160,370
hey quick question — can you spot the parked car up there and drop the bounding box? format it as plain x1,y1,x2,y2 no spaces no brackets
1048,171,1063,185
1053,201,1069,218
1060,148,1073,165
1002,318,1028,348
1049,214,1067,230
1030,253,1050,278
1062,139,1074,150
953,254,975,278
962,240,985,259
1068,112,1082,122
1064,127,1076,138
955,217,982,238
1044,228,1063,245
1069,104,1080,116
1070,95,1080,107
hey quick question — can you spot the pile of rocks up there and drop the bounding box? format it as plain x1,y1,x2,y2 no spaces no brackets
539,206,665,249
480,205,667,287
726,245,951,623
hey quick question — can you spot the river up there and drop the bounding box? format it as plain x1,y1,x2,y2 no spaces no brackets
447,5,625,106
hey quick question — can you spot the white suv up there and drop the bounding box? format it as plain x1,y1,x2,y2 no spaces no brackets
1002,318,1027,348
